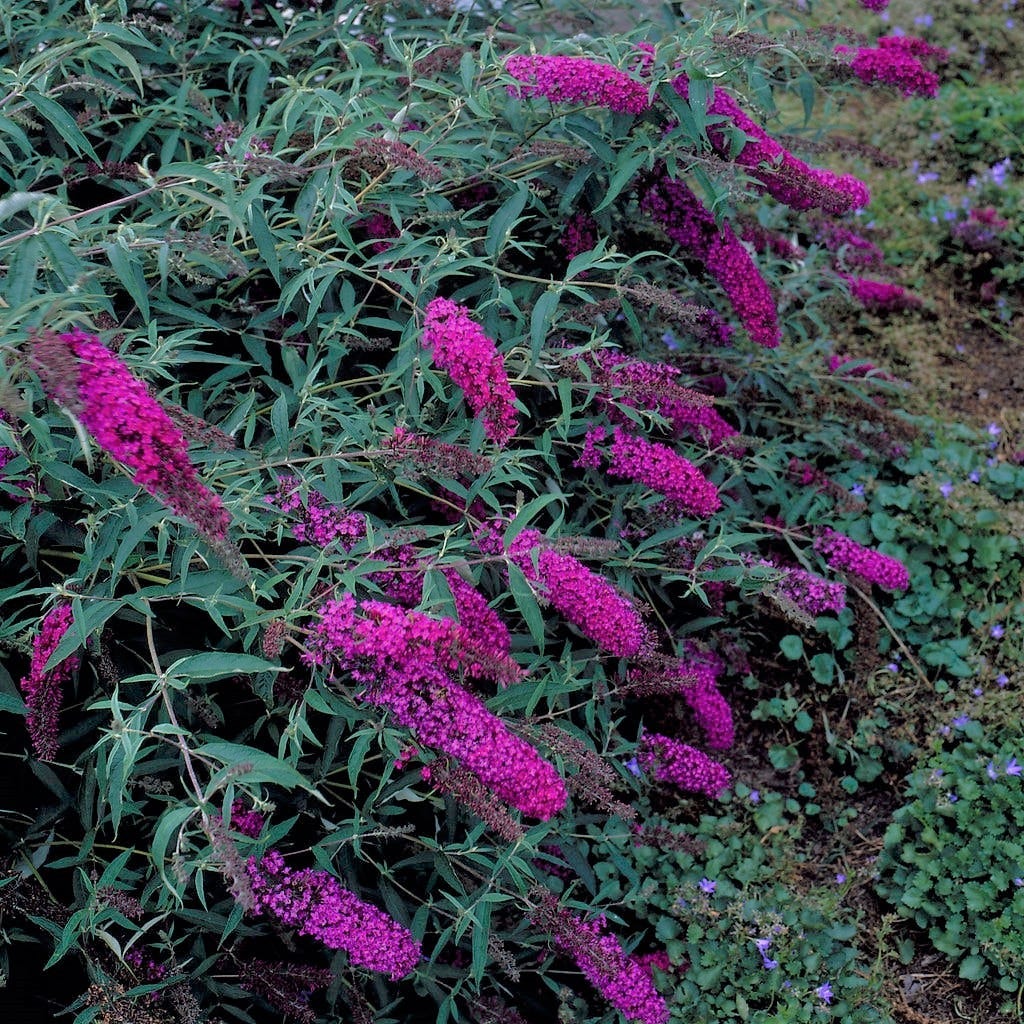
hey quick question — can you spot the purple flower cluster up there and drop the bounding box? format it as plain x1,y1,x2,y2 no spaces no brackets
504,54,651,114
536,894,669,1024
269,477,368,549
840,274,923,312
671,77,870,215
638,167,783,348
637,733,731,798
508,528,648,657
422,298,518,447
773,564,848,617
18,602,79,760
812,218,884,270
246,850,421,979
677,645,735,749
560,210,599,270
859,0,890,9
443,568,518,682
32,329,231,542
815,527,910,591
306,596,566,818
606,428,721,517
835,36,946,99
588,351,743,452
230,799,265,838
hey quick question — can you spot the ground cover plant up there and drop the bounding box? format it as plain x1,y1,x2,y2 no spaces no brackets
1,1,1022,1022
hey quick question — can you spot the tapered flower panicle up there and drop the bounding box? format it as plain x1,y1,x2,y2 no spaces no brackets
31,329,231,542
585,351,743,452
532,890,670,1024
246,851,421,979
505,54,650,114
508,529,648,657
836,36,946,99
18,602,79,759
840,274,922,312
637,733,731,798
671,77,870,215
422,298,518,446
606,428,721,517
306,596,566,819
815,527,910,591
638,168,783,348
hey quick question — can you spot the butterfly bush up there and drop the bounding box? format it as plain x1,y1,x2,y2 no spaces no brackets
606,428,722,517
638,166,783,348
306,595,567,819
835,36,946,98
533,890,670,1024
246,851,421,979
504,54,651,113
588,351,743,452
508,528,649,657
815,528,910,591
840,273,923,311
31,328,231,544
18,602,79,760
638,733,732,798
671,76,871,215
422,298,519,446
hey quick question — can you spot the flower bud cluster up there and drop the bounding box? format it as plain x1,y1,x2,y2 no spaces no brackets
606,428,722,517
32,329,231,542
306,596,566,818
18,602,79,760
671,77,870,215
504,54,651,114
637,733,731,798
422,298,518,446
507,529,649,657
531,890,670,1024
815,527,910,591
638,168,783,348
835,36,947,99
246,850,421,979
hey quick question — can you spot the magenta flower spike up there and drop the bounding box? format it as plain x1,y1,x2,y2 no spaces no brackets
421,298,518,446
505,54,650,114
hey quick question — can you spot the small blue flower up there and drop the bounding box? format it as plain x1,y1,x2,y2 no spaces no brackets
987,761,999,780
625,757,642,777
816,981,835,1005
973,686,983,697
749,789,760,804
1007,758,1022,777
988,423,1002,437
991,623,1005,639
1014,878,1024,887
699,878,716,894
952,715,971,729
886,662,900,673
939,481,954,498
835,872,846,884
851,483,865,497
948,793,959,803
969,470,981,483
997,674,1009,688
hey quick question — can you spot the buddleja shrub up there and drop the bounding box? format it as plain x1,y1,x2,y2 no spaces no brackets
0,0,943,1020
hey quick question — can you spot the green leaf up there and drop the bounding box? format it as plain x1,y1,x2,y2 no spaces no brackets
958,955,987,981
167,652,283,682
197,741,324,797
485,186,528,258
779,634,803,660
